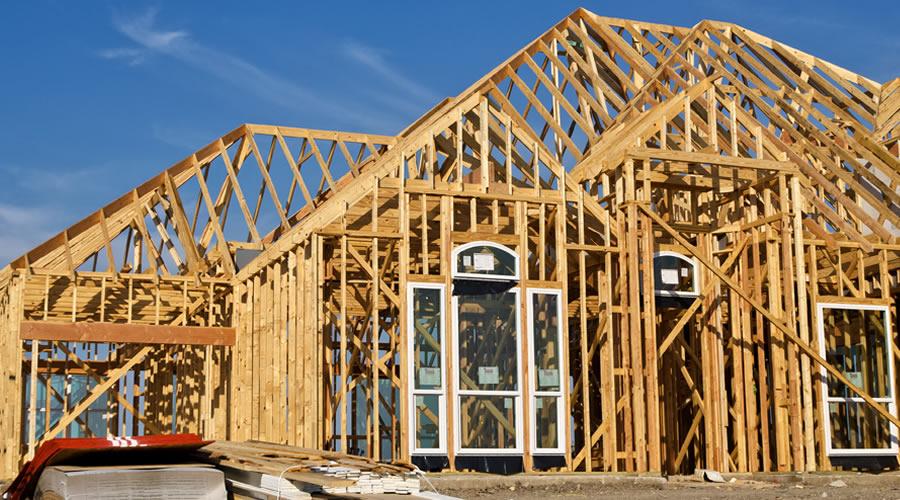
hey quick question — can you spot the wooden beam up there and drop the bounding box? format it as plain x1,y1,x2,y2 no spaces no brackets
53,341,162,434
20,321,236,346
657,235,746,357
627,148,797,171
39,345,153,444
639,202,900,430
163,171,204,273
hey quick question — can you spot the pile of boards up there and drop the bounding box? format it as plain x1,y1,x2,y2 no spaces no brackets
32,464,227,499
194,441,421,498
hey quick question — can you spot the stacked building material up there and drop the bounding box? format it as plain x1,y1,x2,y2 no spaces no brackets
195,441,421,497
2,434,214,500
310,465,421,495
33,464,226,500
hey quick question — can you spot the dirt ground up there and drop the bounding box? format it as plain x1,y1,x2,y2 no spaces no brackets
434,474,900,499
6,474,900,499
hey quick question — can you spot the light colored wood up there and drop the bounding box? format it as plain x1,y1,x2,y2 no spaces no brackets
20,321,235,346
576,189,592,472
40,345,153,444
1,9,898,478
641,204,900,430
27,339,38,459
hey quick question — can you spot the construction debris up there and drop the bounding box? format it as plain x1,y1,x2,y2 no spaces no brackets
311,465,421,495
194,441,422,497
3,437,427,499
699,469,726,483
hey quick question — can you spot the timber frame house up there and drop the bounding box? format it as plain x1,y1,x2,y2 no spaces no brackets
1,8,899,476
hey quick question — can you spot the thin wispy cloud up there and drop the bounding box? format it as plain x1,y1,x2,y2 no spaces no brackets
151,123,218,152
98,47,146,66
0,203,59,233
356,87,431,117
0,203,59,263
341,40,441,105
102,8,397,132
0,204,59,265
0,164,103,263
1,164,102,195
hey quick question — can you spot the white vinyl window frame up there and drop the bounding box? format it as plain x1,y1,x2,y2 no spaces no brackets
526,288,566,455
451,241,520,282
816,302,898,456
652,251,700,298
407,283,448,456
451,287,524,455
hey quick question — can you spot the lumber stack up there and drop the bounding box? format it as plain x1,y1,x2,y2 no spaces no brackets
194,441,421,497
310,465,421,495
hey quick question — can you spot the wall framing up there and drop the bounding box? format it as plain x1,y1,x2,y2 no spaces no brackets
1,8,898,477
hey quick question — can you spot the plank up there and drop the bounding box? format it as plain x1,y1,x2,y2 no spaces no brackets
20,321,236,346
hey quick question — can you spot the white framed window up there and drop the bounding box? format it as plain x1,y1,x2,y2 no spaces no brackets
408,283,447,455
816,303,898,456
652,251,700,298
527,288,565,455
451,288,524,455
452,241,520,281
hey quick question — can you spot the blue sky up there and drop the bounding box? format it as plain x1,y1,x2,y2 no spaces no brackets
0,1,897,263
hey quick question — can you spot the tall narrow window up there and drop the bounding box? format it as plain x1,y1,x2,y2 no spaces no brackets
817,303,897,455
408,284,446,454
453,289,522,453
528,289,564,454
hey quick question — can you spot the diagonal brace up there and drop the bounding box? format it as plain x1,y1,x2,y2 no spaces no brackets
638,202,900,430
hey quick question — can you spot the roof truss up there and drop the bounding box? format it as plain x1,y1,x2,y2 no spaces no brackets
0,8,895,283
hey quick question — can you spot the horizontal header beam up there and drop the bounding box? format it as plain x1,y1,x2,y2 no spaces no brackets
20,321,236,346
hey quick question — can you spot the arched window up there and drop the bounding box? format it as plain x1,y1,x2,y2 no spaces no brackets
452,242,519,281
652,251,700,297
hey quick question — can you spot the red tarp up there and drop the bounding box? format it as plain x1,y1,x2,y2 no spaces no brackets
2,434,210,500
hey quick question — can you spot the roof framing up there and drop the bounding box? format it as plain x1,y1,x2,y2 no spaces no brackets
2,8,894,284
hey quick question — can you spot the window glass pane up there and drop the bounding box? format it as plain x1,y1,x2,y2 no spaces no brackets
459,395,517,449
457,292,518,391
828,401,894,450
535,396,560,449
653,254,696,294
413,288,442,390
822,308,890,398
415,395,441,449
532,293,560,391
455,245,517,278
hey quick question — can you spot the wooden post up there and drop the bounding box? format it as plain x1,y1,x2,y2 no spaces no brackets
441,195,456,471
577,189,592,471
624,159,647,471
791,177,816,470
